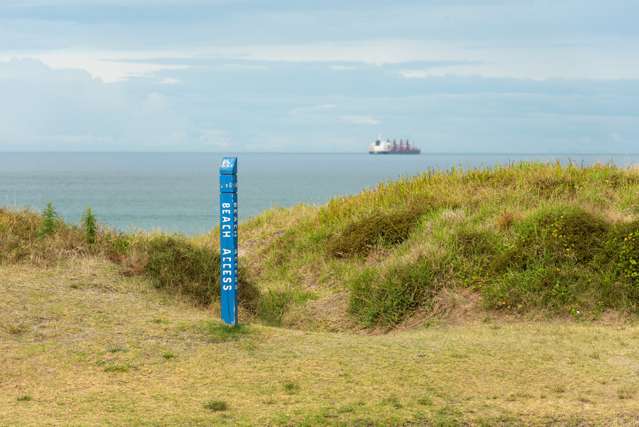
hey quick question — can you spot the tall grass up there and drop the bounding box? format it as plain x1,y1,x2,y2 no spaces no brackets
240,162,639,327
0,206,259,311
4,163,639,329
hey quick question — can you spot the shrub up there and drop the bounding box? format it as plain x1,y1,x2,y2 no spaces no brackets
82,208,97,244
493,206,608,272
327,209,423,258
484,207,639,315
614,223,639,284
142,235,260,310
37,202,59,238
594,221,639,307
349,260,436,326
143,235,219,304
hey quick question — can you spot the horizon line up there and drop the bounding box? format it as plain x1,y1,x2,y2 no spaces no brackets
2,151,639,156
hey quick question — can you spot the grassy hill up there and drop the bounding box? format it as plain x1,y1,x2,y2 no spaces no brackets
3,162,639,425
239,162,639,330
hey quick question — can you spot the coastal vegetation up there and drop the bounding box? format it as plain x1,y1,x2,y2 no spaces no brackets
4,162,639,424
3,162,639,329
241,162,639,329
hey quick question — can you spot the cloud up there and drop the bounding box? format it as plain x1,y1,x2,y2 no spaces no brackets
289,104,337,116
340,115,380,125
0,59,212,149
330,64,357,71
2,57,638,153
159,77,181,85
7,35,638,84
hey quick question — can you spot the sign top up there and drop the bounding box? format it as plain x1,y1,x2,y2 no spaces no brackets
219,157,238,175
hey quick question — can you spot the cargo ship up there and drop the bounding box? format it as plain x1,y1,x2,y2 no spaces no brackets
368,138,420,154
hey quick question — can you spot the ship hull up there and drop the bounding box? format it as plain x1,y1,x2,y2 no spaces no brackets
368,151,421,155
368,138,420,154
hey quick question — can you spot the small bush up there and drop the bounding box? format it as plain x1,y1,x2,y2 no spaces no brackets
37,202,59,238
494,206,608,272
613,223,639,284
482,207,639,315
594,222,639,307
328,209,423,258
142,236,260,310
82,208,97,244
143,235,219,304
349,260,436,326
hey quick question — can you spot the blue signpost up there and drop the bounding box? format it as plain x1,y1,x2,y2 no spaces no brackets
219,157,238,326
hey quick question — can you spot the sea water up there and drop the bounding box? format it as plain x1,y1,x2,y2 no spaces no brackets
1,152,638,234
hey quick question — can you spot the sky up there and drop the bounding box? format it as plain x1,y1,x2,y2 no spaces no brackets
0,0,637,153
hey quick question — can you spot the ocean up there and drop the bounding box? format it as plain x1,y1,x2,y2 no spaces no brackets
1,152,638,235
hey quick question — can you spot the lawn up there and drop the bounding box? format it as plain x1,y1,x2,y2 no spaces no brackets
3,259,639,426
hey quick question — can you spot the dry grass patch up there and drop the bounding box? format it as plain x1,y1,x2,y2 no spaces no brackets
3,261,639,425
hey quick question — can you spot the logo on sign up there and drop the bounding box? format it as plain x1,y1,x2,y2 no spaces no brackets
221,159,232,169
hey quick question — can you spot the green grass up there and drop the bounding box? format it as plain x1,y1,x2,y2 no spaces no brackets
239,162,639,328
326,208,424,258
4,162,639,330
349,260,437,326
194,320,252,343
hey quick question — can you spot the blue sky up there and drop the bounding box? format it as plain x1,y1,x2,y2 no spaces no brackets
0,0,637,152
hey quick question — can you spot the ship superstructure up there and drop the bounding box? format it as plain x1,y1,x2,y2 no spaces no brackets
368,138,420,154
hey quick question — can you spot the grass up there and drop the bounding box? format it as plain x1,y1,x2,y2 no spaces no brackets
4,162,639,330
326,208,424,258
194,320,252,343
3,259,639,425
5,162,639,423
349,259,437,326
204,400,228,412
0,208,260,313
238,162,639,328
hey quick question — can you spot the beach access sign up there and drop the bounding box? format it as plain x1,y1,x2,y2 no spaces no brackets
219,157,238,326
